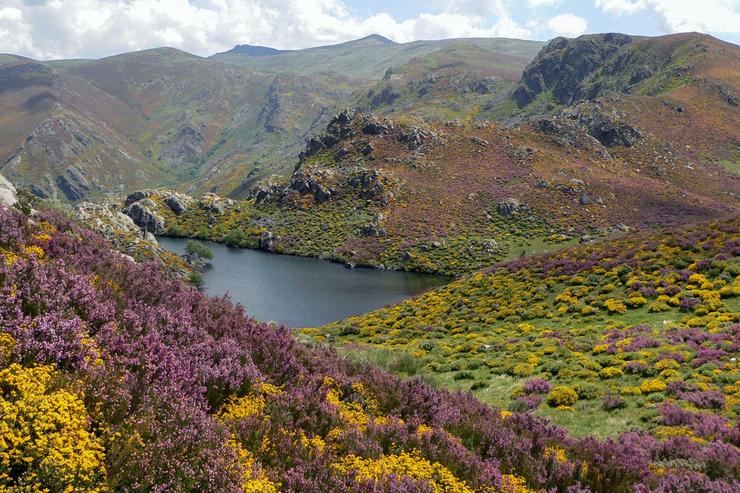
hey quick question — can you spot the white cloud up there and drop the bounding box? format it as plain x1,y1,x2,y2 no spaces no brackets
594,0,740,34
0,0,535,60
594,0,646,15
546,13,588,37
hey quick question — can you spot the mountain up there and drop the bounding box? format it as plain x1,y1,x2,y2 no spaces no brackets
211,35,544,79
223,44,290,56
0,48,357,200
0,36,543,202
1,202,737,492
0,56,164,200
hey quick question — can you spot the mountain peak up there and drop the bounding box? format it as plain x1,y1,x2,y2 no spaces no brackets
227,44,287,57
356,34,395,45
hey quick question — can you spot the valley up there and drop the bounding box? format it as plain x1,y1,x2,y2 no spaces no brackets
0,24,738,493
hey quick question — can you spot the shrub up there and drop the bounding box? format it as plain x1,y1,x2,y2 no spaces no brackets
185,239,214,260
523,378,551,394
223,228,247,246
600,367,624,379
602,394,627,411
547,386,578,407
641,379,668,394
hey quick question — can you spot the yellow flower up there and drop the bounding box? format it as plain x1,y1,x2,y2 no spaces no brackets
0,363,107,491
332,450,474,493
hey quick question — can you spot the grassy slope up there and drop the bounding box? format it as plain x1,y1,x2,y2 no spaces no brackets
305,218,740,439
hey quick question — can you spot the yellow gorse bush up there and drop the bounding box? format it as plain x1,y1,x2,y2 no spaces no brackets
332,450,475,493
0,362,107,492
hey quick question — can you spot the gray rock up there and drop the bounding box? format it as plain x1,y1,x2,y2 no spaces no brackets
165,195,189,215
497,198,521,215
0,173,17,207
125,191,148,206
199,193,233,214
259,231,280,252
125,201,165,234
56,165,91,201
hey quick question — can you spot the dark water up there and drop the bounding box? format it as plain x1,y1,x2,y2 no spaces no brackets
157,237,449,328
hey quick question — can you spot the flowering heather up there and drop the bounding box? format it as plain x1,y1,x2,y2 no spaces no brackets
313,217,740,472
0,205,738,492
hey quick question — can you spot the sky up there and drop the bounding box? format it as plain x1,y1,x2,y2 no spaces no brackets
0,0,738,60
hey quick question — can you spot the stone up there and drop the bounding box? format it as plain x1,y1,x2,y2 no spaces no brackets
165,196,186,215
0,173,17,207
125,201,165,234
259,231,280,252
497,198,521,215
124,190,148,207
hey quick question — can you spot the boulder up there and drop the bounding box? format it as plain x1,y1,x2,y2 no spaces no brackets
259,231,280,252
125,201,165,234
199,193,233,214
0,173,17,207
124,190,149,206
164,194,193,215
497,198,521,215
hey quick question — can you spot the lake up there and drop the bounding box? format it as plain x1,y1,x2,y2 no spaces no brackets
157,237,449,328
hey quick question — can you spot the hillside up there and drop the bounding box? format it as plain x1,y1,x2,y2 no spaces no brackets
503,33,740,172
1,203,738,492
306,217,740,441
153,97,738,276
0,57,165,200
0,36,544,202
212,35,543,79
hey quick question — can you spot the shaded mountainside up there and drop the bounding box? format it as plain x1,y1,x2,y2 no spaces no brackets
1,204,738,492
0,57,163,201
158,100,738,275
307,217,740,441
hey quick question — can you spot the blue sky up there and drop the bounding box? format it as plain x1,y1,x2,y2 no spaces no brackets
0,0,738,60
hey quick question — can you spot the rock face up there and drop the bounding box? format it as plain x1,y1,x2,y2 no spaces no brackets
532,102,642,149
199,193,234,215
56,165,91,201
124,200,165,234
0,173,17,207
514,34,633,107
76,202,153,242
161,125,205,166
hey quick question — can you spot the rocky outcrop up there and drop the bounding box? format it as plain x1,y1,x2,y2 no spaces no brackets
124,199,165,234
56,165,91,201
367,84,401,109
299,109,395,162
199,193,234,215
289,168,334,203
514,34,633,107
0,173,17,207
532,102,642,149
76,201,154,242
